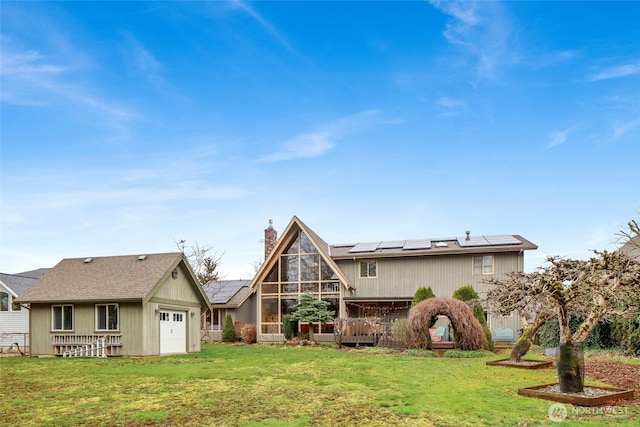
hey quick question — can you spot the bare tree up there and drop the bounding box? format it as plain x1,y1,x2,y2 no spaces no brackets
616,215,640,252
488,250,640,392
176,240,223,285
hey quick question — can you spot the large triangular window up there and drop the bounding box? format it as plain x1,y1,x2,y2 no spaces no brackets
259,229,341,335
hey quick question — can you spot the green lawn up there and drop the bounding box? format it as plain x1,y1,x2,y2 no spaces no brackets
1,344,637,426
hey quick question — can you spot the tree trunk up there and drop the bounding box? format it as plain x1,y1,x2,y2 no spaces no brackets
510,313,551,362
307,323,314,342
557,341,584,393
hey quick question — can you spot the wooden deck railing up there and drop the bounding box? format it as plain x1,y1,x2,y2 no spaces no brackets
52,334,122,356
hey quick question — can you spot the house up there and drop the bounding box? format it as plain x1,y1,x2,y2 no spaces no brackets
201,279,256,341
0,269,50,351
620,235,640,261
250,216,537,344
15,253,211,356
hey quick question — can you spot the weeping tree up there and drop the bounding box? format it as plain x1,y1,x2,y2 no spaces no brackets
487,250,640,392
290,292,335,342
409,297,488,350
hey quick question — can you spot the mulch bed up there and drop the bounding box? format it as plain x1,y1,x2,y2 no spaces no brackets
585,359,640,407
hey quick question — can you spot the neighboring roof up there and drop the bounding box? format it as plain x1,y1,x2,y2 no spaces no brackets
330,234,538,260
203,279,253,308
14,268,51,280
620,235,640,261
0,273,41,297
15,252,207,305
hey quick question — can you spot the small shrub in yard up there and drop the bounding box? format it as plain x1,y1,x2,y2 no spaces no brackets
391,319,412,348
443,349,489,358
222,314,236,342
240,323,257,344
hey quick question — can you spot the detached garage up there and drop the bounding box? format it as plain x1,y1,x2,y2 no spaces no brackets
160,310,187,354
16,252,211,357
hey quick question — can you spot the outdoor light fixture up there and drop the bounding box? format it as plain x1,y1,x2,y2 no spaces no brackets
154,308,160,314
190,311,195,317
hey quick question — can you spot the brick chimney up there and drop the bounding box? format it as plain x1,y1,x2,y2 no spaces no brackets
264,219,277,260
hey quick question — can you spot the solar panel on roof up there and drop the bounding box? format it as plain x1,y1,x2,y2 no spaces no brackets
457,236,491,247
349,242,380,253
378,240,405,249
205,281,249,304
485,235,521,245
403,239,431,250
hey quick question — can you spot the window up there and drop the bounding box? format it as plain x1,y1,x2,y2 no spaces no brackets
473,255,493,274
0,292,8,311
359,260,377,278
96,304,119,330
259,229,341,333
52,305,73,330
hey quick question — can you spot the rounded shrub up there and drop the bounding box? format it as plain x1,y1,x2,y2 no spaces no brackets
412,286,435,307
452,285,479,302
240,323,257,344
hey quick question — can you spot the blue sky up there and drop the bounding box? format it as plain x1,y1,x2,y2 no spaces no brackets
1,1,639,278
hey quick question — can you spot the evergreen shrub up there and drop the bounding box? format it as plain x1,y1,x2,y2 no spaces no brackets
222,314,236,342
412,286,435,306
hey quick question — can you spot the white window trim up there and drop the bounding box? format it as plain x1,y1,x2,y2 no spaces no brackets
473,255,494,275
95,303,120,331
0,291,9,312
52,304,74,331
358,260,377,278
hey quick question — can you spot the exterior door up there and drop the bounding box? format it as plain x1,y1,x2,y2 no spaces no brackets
159,310,186,354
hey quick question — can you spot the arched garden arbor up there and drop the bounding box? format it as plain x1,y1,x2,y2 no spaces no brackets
409,297,489,350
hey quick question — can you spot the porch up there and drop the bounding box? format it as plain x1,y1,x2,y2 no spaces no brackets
334,317,455,349
52,334,122,356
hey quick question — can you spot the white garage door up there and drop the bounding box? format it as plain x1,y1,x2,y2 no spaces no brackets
159,310,186,354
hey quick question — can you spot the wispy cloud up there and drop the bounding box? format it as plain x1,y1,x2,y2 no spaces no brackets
1,39,137,121
530,50,581,70
121,31,164,84
547,122,585,149
429,0,514,79
612,117,640,139
436,96,466,117
257,132,333,163
0,48,66,76
256,110,384,163
588,63,640,81
231,0,297,54
2,160,249,231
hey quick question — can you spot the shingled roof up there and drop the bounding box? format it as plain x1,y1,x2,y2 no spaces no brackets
15,252,192,304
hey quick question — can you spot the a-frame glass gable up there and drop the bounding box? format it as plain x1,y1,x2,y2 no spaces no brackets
260,229,341,335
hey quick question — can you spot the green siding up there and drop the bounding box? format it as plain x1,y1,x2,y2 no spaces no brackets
152,264,201,303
